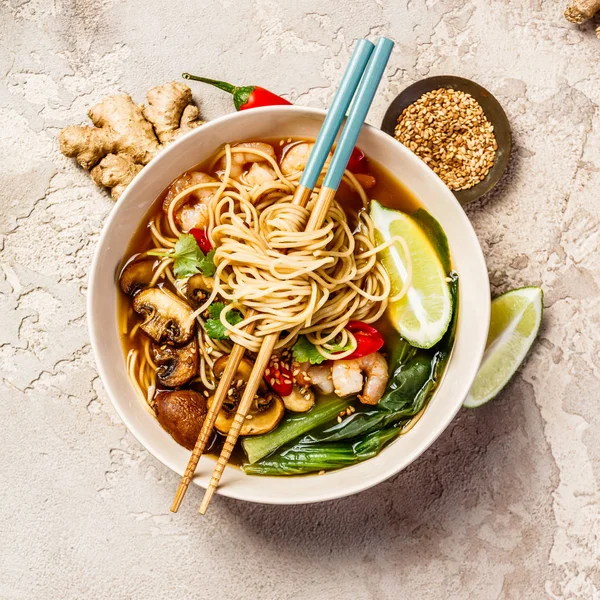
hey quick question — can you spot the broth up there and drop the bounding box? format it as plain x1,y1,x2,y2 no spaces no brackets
118,138,435,469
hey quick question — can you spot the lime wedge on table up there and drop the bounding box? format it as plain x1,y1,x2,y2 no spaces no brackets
464,287,543,408
370,200,453,349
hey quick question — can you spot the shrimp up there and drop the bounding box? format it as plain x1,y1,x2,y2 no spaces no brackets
304,363,334,395
215,142,276,180
331,352,388,405
245,162,277,187
280,142,314,177
162,171,217,231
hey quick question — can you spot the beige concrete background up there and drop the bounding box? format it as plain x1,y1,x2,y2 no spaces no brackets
1,1,599,598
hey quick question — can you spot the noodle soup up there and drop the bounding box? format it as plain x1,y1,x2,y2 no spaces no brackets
117,138,456,474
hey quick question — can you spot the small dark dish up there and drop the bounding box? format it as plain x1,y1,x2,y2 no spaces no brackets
381,76,511,205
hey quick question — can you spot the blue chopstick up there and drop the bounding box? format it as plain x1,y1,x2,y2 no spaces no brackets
323,37,394,191
299,39,374,190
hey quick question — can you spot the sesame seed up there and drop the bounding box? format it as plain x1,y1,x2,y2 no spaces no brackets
337,416,343,423
394,88,497,191
318,470,325,476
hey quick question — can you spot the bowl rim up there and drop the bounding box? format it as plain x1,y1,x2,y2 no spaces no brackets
88,105,490,505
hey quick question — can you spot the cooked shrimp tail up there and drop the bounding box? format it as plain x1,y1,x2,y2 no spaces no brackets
331,352,388,405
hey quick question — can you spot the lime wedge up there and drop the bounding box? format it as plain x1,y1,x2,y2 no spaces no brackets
464,287,543,408
411,209,451,275
370,200,453,349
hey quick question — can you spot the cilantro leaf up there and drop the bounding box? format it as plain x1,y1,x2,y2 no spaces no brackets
170,234,203,278
292,335,353,365
208,302,226,320
148,234,216,279
199,249,216,277
205,302,244,340
292,336,327,365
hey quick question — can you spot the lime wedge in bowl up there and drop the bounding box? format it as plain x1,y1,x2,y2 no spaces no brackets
411,208,451,275
370,200,453,349
464,287,543,408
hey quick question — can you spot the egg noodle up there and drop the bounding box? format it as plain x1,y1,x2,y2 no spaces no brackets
122,142,412,410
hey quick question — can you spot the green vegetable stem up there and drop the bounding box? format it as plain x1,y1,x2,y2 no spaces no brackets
242,397,352,464
243,427,399,476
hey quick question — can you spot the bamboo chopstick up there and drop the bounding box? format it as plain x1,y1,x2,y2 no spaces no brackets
170,39,375,513
198,37,394,514
198,187,336,514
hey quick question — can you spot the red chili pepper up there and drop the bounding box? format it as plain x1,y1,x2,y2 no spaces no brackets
189,228,212,254
347,147,368,174
183,73,292,111
344,321,384,359
264,355,293,396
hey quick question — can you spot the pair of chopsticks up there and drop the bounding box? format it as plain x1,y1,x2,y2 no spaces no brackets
171,36,394,515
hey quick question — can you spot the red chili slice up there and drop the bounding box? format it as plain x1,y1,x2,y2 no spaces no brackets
347,147,368,174
189,228,212,253
347,321,381,336
344,321,384,360
264,356,293,396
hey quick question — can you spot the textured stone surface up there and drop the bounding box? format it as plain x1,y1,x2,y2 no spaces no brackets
1,1,599,598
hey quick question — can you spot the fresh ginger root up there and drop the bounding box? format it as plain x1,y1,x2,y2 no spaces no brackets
59,81,204,200
565,0,600,38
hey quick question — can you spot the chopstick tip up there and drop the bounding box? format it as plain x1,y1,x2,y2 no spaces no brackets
199,486,215,514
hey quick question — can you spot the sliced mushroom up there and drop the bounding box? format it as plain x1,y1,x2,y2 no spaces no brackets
186,274,214,308
151,337,198,388
281,384,315,413
133,288,195,344
119,258,155,296
208,390,284,436
213,355,267,393
155,389,207,450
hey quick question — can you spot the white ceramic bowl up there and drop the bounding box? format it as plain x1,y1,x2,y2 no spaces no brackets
88,106,490,505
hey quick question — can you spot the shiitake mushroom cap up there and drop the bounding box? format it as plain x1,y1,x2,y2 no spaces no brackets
155,389,207,450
